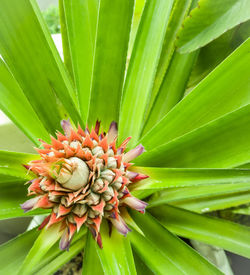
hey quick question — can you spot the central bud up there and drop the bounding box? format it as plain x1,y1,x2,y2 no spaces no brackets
21,120,148,250
56,157,90,191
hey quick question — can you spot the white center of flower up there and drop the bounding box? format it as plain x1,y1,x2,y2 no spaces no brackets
56,157,90,191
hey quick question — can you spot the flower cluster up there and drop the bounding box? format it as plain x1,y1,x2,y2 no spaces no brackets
21,120,148,250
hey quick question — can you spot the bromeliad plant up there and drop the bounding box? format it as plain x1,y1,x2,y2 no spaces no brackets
0,0,250,274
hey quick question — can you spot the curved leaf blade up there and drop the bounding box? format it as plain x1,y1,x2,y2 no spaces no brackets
18,223,62,275
136,104,250,168
140,38,250,150
119,0,174,146
129,211,222,275
150,205,250,258
96,222,136,275
88,0,134,130
0,60,50,145
82,231,104,275
0,228,39,275
0,0,81,133
177,0,250,53
62,0,99,121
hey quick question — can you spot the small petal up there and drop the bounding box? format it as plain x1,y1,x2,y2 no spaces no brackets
122,196,148,213
110,215,131,236
61,119,72,138
107,121,118,143
126,171,138,180
123,144,145,162
59,228,71,251
20,196,41,212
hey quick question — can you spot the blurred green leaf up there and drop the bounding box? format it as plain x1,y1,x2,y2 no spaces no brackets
151,205,250,258
177,0,250,53
0,60,50,145
88,0,134,130
119,0,174,146
62,0,99,121
129,211,222,274
0,228,39,275
140,38,250,150
0,0,81,134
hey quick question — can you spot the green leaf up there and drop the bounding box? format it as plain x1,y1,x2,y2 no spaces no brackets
148,182,250,206
135,104,250,168
119,0,174,146
143,50,198,135
233,206,250,215
148,0,192,109
36,238,85,275
59,0,74,79
177,0,250,53
129,211,222,275
150,204,250,258
172,190,250,213
140,38,250,150
62,0,99,121
95,221,136,275
82,231,104,275
0,150,39,179
0,179,49,220
0,60,50,145
187,20,250,89
33,228,86,274
0,228,39,275
18,223,62,275
132,167,250,190
133,250,154,275
88,0,134,130
0,0,81,134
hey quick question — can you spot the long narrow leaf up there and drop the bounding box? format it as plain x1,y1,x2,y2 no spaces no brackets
96,222,137,275
0,151,39,179
88,0,134,130
0,229,39,275
82,231,104,275
135,104,250,168
0,0,81,133
36,238,85,275
140,38,250,150
119,0,174,146
18,223,62,275
0,60,50,145
148,0,192,108
129,211,222,274
177,0,250,53
62,0,99,121
150,205,250,258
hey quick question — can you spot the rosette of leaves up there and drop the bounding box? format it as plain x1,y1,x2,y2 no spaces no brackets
0,0,250,274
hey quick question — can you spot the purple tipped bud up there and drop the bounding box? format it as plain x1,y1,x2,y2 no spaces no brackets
61,119,72,138
123,144,145,162
126,171,139,180
59,228,71,251
20,196,40,212
110,215,131,236
107,121,118,143
122,196,148,213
